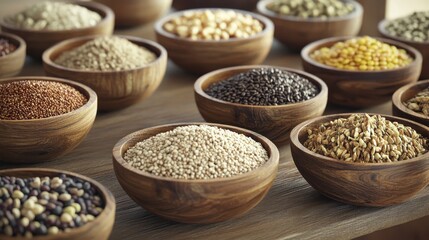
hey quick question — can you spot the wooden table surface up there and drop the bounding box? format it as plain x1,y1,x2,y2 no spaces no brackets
1,1,429,239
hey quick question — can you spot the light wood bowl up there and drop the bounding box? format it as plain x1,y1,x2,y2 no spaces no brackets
0,1,114,58
0,32,25,77
290,113,429,207
0,168,116,240
379,19,429,79
155,9,274,74
194,65,328,144
112,122,279,224
43,35,167,112
257,0,363,50
0,77,97,164
94,0,172,28
392,80,429,126
172,0,259,11
302,36,423,108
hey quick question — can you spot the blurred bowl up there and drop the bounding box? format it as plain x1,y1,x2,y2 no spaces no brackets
172,0,259,11
0,32,25,77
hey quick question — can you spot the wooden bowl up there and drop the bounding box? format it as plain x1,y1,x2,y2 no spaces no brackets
290,113,429,207
43,35,167,112
172,0,259,11
392,80,429,126
301,36,423,108
257,0,363,50
379,19,429,79
0,1,114,58
155,9,274,74
94,0,172,28
0,32,25,77
0,168,116,240
112,122,279,224
194,65,328,144
0,77,97,164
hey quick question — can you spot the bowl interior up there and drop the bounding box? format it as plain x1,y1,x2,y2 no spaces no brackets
396,81,429,119
0,33,24,52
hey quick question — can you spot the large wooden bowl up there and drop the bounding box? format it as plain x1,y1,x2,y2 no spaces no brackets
172,0,259,11
43,35,167,112
194,65,328,144
0,32,25,78
0,77,97,164
112,122,279,224
155,9,274,74
0,168,116,240
0,1,114,58
257,0,363,50
302,36,423,108
290,113,429,207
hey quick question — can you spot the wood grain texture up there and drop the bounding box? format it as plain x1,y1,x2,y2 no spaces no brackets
112,122,279,224
302,36,423,108
172,0,260,11
0,77,97,164
0,168,116,240
0,32,26,77
194,65,328,145
43,35,168,112
155,9,274,74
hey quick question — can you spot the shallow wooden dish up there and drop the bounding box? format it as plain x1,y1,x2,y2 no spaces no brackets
0,77,97,164
112,122,279,224
0,1,114,58
43,35,167,112
0,168,116,240
290,113,429,207
155,9,274,74
194,65,328,144
302,36,422,108
172,0,259,11
257,0,363,50
392,80,429,126
0,32,25,77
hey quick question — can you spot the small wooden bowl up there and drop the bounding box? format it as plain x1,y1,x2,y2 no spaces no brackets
172,0,259,11
0,1,114,58
0,77,97,164
301,36,423,108
290,113,429,207
0,32,26,77
194,65,328,144
43,35,167,112
257,0,363,50
392,80,429,126
155,9,274,74
0,168,116,240
112,122,279,224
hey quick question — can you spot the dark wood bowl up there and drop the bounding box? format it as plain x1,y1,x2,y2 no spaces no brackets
0,168,116,240
290,113,429,207
301,36,423,108
194,65,328,145
172,0,259,11
112,122,279,224
0,32,25,77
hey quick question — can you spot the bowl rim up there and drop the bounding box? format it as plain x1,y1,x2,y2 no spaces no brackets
290,112,429,167
112,122,280,183
0,76,97,123
0,32,26,59
0,167,116,240
378,18,429,45
194,65,328,108
301,36,423,74
392,79,429,120
154,8,274,43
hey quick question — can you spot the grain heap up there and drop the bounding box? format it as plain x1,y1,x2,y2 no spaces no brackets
0,39,17,57
267,0,355,19
385,11,429,42
404,87,429,117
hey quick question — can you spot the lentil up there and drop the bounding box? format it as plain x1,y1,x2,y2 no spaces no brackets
304,114,428,163
0,39,17,57
163,9,264,40
124,125,269,180
310,36,413,71
404,87,429,117
205,68,319,106
386,11,429,43
267,0,355,19
0,80,87,120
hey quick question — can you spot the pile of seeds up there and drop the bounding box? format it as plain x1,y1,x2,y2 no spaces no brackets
205,68,319,106
267,0,355,19
304,114,428,163
7,1,101,31
163,9,264,40
0,80,87,120
404,87,429,117
0,39,17,57
54,36,157,71
385,11,429,42
310,36,413,71
124,125,269,180
0,174,104,237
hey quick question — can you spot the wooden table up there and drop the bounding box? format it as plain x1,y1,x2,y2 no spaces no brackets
1,1,429,239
